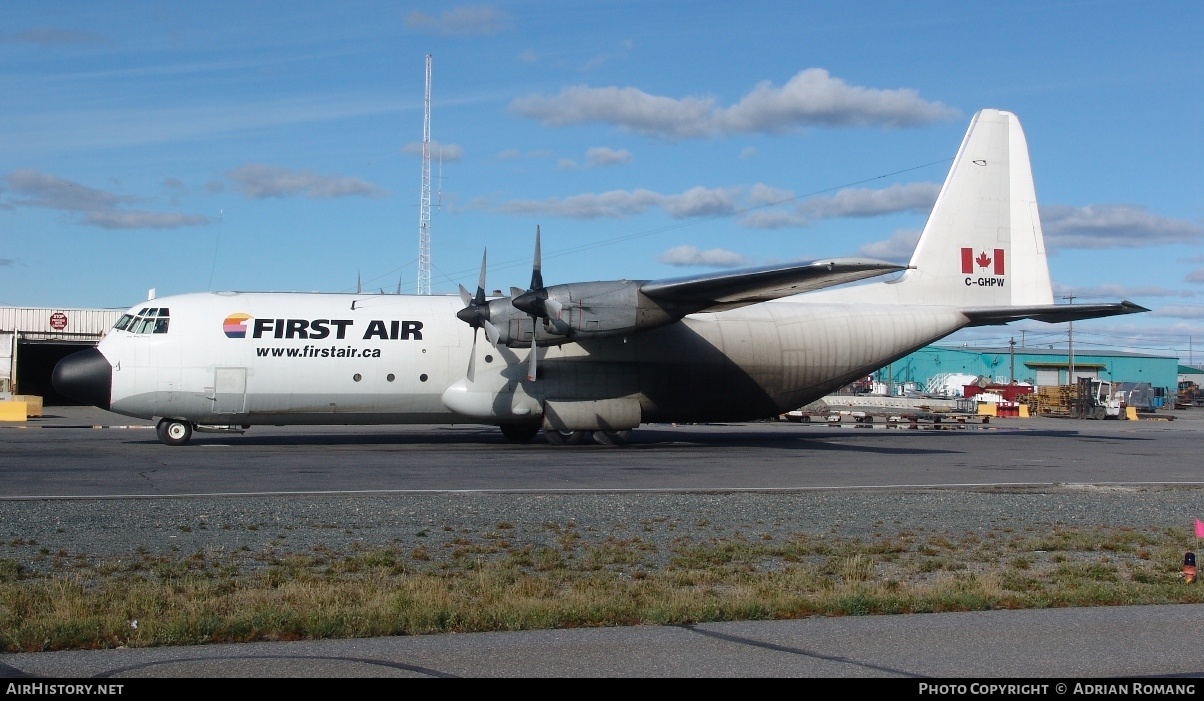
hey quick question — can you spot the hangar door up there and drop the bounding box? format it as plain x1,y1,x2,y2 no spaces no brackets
0,332,13,394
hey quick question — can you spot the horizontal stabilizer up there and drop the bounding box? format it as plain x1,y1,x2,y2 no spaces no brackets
640,258,906,312
962,301,1149,327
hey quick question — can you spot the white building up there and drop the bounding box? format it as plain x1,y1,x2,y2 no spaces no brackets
1,306,124,399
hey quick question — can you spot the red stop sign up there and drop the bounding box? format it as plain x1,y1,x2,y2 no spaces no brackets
49,312,68,331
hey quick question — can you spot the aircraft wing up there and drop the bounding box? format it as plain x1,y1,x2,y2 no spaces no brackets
961,301,1150,326
640,258,906,312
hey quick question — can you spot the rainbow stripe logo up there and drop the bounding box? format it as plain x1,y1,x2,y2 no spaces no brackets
223,313,252,338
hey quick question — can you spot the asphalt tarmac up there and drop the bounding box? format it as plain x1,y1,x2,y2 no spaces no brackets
2,406,1203,679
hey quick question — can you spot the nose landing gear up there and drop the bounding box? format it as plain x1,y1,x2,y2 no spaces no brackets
156,418,194,446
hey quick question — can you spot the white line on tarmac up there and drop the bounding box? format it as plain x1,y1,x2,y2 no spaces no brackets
3,480,1204,500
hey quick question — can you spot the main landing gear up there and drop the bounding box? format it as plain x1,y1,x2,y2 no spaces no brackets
498,425,633,446
156,418,194,446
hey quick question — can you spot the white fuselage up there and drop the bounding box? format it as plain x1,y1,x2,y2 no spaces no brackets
95,288,970,426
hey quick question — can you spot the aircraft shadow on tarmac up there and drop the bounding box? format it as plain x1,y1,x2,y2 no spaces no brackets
88,424,1121,456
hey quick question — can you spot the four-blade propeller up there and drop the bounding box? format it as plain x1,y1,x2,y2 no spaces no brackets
455,226,560,383
510,226,548,381
455,250,500,382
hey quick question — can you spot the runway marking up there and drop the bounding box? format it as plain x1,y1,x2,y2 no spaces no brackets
3,480,1204,501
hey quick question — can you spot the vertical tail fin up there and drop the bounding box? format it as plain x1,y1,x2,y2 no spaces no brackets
899,109,1053,307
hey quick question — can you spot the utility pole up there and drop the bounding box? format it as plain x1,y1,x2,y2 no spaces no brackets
417,54,433,296
1063,295,1076,384
1009,337,1016,383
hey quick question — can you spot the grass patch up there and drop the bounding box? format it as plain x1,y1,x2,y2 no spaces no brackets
2,525,1202,652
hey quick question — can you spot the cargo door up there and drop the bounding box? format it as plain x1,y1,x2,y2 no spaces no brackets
214,367,246,414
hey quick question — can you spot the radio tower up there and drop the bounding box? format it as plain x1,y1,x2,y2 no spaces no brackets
417,54,433,296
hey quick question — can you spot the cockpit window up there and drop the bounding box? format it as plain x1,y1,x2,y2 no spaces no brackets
118,308,171,334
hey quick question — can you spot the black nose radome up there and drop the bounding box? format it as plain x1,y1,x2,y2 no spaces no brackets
52,348,112,410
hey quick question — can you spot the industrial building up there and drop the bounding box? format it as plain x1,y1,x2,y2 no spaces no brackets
873,345,1179,399
1,306,124,402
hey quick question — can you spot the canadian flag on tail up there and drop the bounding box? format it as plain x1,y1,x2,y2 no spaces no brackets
961,248,1006,275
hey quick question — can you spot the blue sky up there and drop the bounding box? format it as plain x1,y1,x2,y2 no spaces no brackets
2,1,1202,360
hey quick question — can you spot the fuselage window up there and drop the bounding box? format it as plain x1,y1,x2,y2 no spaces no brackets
153,317,170,334
113,314,134,331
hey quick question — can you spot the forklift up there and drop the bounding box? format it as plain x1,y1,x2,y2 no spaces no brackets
1071,377,1123,419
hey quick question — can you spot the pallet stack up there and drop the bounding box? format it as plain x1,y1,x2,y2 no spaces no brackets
1031,385,1077,416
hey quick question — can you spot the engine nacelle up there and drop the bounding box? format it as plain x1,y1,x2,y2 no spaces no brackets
486,280,690,347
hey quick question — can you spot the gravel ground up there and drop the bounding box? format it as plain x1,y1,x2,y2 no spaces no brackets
2,485,1202,573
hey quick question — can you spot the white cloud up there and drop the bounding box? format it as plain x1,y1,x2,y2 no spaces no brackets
5,168,131,211
659,245,749,268
1054,283,1195,299
509,68,958,139
84,211,209,229
739,181,938,229
748,183,794,205
227,164,386,199
1187,269,1204,284
798,181,940,219
2,168,208,230
737,210,805,229
497,186,739,219
662,187,739,217
1150,306,1204,320
857,229,921,263
584,147,632,167
405,5,511,36
1040,204,1204,249
739,147,757,159
556,159,578,170
403,140,464,162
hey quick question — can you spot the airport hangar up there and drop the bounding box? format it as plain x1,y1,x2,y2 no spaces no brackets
0,304,1181,406
1,306,124,402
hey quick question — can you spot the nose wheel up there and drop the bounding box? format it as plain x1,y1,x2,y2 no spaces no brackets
156,418,194,446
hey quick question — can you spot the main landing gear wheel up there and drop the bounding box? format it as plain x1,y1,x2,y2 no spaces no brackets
591,429,631,446
156,418,193,446
543,429,588,446
500,423,541,443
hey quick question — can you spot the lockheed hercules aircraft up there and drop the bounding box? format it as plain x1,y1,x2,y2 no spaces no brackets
54,109,1145,446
